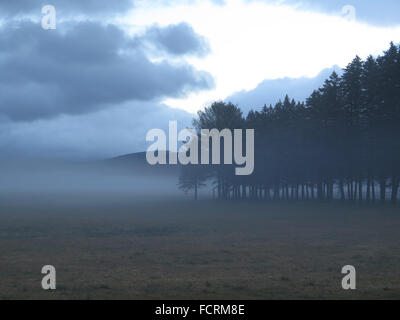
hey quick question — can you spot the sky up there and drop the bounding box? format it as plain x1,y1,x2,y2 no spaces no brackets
1,0,400,159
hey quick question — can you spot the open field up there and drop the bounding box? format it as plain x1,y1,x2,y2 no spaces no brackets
0,194,400,300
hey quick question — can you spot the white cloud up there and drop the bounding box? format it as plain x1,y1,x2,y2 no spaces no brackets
122,0,400,112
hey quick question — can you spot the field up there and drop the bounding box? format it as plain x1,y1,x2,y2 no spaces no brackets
0,193,400,300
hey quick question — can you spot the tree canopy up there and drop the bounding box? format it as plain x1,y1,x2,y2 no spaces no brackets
179,43,400,203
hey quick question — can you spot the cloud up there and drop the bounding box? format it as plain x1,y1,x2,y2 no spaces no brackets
227,66,343,114
0,21,214,122
0,0,135,18
140,22,211,57
0,101,193,160
0,0,226,19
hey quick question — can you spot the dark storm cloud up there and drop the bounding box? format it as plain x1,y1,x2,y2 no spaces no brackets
0,21,214,122
140,22,211,57
0,101,193,160
0,0,134,17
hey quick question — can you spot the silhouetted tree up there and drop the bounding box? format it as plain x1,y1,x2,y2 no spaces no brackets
179,43,400,204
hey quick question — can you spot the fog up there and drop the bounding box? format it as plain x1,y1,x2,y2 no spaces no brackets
0,157,188,201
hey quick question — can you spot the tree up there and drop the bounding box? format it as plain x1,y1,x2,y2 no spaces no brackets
178,163,208,200
193,101,244,200
178,43,400,205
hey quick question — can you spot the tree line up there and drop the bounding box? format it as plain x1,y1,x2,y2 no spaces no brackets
179,43,400,203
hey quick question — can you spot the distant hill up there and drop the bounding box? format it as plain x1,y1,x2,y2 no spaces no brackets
107,152,148,167
102,152,181,176
0,153,183,195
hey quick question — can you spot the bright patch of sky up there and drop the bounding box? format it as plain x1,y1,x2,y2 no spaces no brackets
120,0,400,113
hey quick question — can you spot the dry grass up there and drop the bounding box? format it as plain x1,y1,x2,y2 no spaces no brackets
0,194,400,300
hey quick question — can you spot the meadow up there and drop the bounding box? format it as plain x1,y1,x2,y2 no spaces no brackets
0,194,399,300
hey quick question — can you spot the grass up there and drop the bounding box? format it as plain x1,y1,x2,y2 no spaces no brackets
0,194,399,300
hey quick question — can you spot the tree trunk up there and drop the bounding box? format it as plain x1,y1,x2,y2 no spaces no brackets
273,185,279,200
353,181,357,200
391,177,399,204
339,180,345,201
317,182,323,201
379,177,386,204
371,177,376,202
217,176,221,200
329,180,334,200
347,181,351,201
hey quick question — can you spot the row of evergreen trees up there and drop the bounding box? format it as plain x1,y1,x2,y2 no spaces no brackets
178,43,400,203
